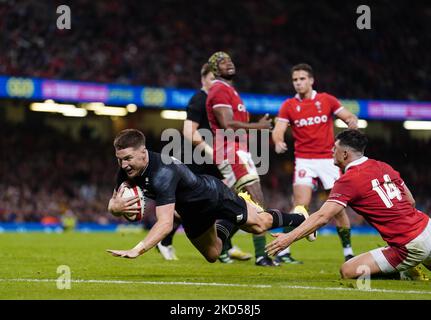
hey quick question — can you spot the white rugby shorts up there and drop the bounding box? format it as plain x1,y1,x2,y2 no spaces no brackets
370,219,431,273
293,157,340,190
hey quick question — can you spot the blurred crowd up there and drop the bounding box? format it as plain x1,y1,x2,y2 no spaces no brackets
0,0,430,226
1,122,430,226
0,0,430,100
0,123,117,224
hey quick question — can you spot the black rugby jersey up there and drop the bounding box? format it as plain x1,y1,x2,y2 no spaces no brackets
116,151,221,213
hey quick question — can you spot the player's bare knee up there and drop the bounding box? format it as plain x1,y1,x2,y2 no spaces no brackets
204,250,219,263
340,263,355,279
205,255,218,263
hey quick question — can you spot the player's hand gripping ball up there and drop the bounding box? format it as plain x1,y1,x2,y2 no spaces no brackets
118,182,145,222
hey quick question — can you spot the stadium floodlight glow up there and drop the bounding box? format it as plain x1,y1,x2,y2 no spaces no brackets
31,101,88,117
94,106,128,116
335,119,368,129
126,104,138,113
62,108,88,117
403,121,431,130
30,102,77,113
82,102,105,111
160,110,187,120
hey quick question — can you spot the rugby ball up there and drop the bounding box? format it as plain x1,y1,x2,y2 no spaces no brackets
119,182,145,222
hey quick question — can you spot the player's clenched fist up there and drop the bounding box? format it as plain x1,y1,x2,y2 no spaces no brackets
275,141,288,154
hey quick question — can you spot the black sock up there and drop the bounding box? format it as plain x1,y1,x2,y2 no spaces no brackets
216,220,237,246
222,226,238,252
252,234,267,257
267,209,306,229
161,222,180,246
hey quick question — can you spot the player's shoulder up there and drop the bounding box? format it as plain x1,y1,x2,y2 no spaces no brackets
340,159,368,181
344,158,384,181
209,80,231,93
317,92,338,100
280,97,295,110
190,89,207,104
191,89,207,101
150,152,181,179
372,159,398,174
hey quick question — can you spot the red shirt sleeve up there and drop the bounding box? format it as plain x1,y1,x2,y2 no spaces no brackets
207,85,232,109
277,99,291,123
325,93,343,114
327,173,358,207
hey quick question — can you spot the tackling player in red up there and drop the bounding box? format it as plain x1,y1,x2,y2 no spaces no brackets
267,129,431,280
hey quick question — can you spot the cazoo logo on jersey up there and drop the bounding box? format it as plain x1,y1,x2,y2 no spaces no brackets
294,115,328,127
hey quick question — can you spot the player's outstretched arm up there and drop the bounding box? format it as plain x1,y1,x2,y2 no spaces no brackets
336,109,358,129
272,120,288,154
266,202,344,256
107,203,175,259
214,107,272,130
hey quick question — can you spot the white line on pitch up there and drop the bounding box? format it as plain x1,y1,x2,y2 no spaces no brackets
0,278,270,288
280,284,431,295
1,278,431,295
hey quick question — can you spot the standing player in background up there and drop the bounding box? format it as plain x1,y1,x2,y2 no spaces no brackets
267,129,430,281
182,63,252,263
206,51,279,266
272,63,358,263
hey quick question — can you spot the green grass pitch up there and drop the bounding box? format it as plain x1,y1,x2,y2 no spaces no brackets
1,231,430,300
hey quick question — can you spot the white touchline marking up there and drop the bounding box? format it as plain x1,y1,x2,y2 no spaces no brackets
1,278,431,295
280,285,431,295
0,278,270,288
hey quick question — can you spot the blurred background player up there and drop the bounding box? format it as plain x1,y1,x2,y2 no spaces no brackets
156,215,180,260
182,63,252,263
267,129,430,281
206,51,278,266
272,63,358,263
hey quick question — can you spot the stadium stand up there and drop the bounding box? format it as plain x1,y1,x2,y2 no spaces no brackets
0,0,430,99
0,1,430,226
1,120,430,226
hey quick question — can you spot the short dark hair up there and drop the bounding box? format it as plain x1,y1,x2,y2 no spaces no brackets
114,129,146,150
201,63,212,77
291,63,314,77
335,129,368,154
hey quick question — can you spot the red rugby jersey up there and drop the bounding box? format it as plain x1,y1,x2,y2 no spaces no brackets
327,157,429,247
206,80,250,163
278,91,343,158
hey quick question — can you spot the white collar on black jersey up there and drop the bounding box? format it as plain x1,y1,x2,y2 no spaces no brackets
295,90,317,101
344,156,368,172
